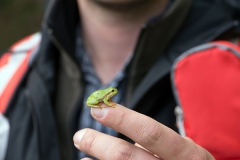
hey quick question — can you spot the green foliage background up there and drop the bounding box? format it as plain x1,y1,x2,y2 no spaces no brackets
0,0,44,52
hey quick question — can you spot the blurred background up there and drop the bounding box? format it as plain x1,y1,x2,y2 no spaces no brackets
0,0,44,53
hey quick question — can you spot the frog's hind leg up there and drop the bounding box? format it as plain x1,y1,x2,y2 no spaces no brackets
103,98,116,107
109,102,116,108
108,99,116,107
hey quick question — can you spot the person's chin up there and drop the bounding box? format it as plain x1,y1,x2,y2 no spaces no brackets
91,0,147,10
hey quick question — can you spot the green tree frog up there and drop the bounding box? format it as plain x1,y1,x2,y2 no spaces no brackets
86,87,118,109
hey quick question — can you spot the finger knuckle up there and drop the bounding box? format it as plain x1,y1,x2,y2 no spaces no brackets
114,111,128,128
142,123,162,145
113,144,133,160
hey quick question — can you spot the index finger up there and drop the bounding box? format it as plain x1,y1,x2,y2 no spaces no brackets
90,104,212,159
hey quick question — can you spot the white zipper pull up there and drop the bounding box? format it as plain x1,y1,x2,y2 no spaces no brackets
174,106,186,136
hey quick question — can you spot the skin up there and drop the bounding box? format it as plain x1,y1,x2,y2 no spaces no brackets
75,0,215,159
77,0,168,84
86,87,118,109
73,104,215,160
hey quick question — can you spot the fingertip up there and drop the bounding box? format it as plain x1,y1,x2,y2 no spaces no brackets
81,158,93,160
73,129,88,149
91,107,109,118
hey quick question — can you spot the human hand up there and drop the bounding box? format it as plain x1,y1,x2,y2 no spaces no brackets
73,104,215,160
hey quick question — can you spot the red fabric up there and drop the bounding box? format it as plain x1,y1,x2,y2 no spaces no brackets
174,41,240,159
0,53,10,67
0,33,39,113
0,53,11,113
0,50,32,113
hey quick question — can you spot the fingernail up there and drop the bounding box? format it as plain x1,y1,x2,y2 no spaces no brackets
91,107,109,118
73,129,87,149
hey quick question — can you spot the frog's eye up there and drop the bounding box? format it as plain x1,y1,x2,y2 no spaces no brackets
112,90,115,92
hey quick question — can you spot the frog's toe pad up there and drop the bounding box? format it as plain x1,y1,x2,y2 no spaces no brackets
109,102,116,108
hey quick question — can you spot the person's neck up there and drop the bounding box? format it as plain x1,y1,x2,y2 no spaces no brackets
77,0,168,85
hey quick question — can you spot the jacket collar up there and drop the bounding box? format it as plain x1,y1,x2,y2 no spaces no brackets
42,0,79,57
126,0,192,105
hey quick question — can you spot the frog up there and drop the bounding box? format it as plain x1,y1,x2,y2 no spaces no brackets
86,87,118,109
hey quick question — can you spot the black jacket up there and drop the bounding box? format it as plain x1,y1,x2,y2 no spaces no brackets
2,0,240,159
